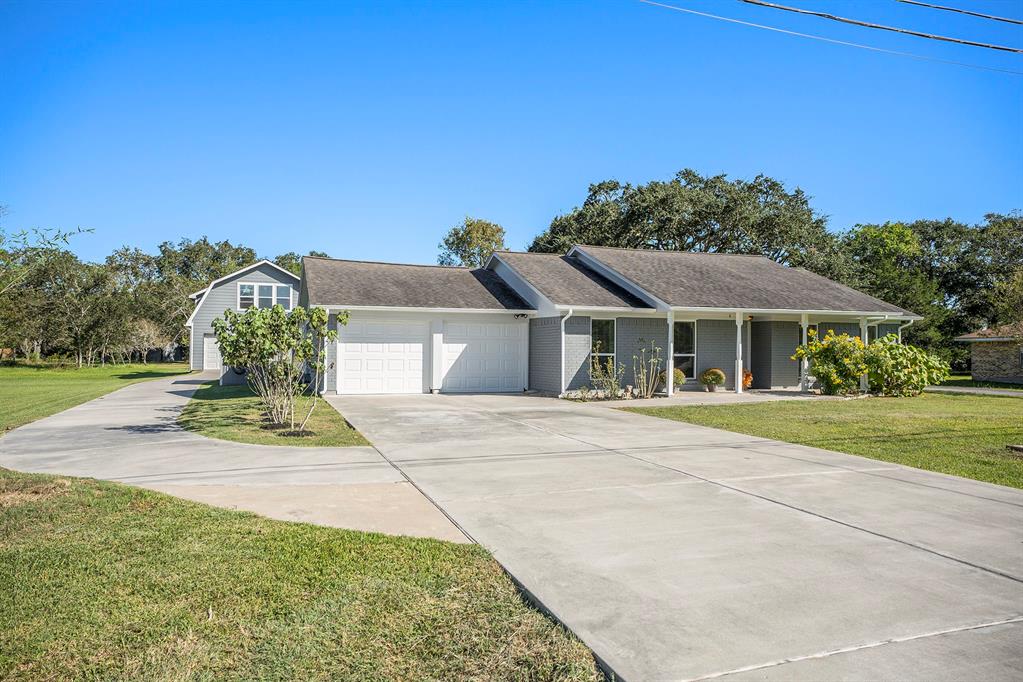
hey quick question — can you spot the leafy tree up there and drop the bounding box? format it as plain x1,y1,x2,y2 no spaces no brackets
438,217,506,268
0,205,89,295
993,267,1023,325
213,306,343,431
527,170,849,281
274,250,331,276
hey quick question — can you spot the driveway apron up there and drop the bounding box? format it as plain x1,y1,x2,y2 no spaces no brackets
330,393,1023,681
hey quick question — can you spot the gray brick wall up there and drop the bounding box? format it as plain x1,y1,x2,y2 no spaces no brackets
564,315,591,390
529,317,562,393
696,319,749,387
617,317,668,391
750,321,800,388
189,264,298,370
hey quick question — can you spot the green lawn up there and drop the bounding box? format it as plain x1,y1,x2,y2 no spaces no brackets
939,374,1023,391
0,362,190,432
0,469,600,681
625,394,1023,489
178,382,369,447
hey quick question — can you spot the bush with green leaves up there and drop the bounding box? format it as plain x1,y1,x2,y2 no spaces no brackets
699,367,726,386
791,329,866,396
212,305,344,431
587,345,624,398
658,367,687,391
865,334,950,396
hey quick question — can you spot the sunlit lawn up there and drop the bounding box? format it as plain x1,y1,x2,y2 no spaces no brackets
939,374,1023,391
0,363,189,432
626,393,1023,489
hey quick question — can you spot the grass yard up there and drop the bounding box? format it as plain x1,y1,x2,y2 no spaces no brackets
178,382,369,447
0,362,189,432
626,393,1023,489
939,374,1023,391
0,469,600,681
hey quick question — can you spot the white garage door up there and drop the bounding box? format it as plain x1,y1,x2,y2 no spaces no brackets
442,321,525,393
203,335,221,371
339,319,428,394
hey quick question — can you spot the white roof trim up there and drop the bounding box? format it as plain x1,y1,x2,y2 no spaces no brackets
184,259,300,327
316,305,536,314
668,305,922,320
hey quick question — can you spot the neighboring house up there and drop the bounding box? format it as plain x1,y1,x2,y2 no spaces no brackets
298,246,919,396
185,260,300,371
955,322,1023,384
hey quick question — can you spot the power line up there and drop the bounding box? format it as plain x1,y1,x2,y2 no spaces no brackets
896,0,1023,26
636,0,1023,75
739,0,1023,53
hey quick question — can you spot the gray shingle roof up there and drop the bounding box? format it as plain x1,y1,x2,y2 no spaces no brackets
302,257,532,310
495,252,652,308
575,246,917,316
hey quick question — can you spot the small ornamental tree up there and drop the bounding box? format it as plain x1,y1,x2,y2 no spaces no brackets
791,329,866,396
865,334,950,397
213,305,344,432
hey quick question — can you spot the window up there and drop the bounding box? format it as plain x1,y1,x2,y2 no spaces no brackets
239,282,292,310
591,319,615,359
673,321,696,381
276,285,292,310
239,283,254,309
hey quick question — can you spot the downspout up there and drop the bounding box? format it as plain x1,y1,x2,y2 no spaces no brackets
897,319,915,343
560,308,574,396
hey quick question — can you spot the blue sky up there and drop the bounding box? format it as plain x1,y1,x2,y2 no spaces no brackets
2,0,1021,265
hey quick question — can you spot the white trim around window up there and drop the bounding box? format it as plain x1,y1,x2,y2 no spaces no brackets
673,319,697,383
237,282,293,311
590,318,617,369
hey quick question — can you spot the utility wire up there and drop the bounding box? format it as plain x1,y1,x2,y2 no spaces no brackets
739,0,1023,53
637,0,1023,75
896,0,1023,26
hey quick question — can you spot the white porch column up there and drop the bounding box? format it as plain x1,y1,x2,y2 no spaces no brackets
859,317,869,392
666,310,674,397
735,311,744,394
800,313,809,392
430,319,444,394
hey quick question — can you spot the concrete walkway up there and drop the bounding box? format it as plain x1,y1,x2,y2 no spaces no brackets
330,392,1023,681
0,374,467,542
926,385,1023,398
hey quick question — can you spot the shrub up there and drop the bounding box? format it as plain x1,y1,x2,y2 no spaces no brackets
632,341,664,399
587,350,624,398
791,329,866,396
658,367,687,390
699,368,726,386
865,334,950,396
743,369,753,389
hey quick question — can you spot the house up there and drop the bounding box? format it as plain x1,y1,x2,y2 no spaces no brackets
185,260,300,372
295,246,919,395
955,322,1023,384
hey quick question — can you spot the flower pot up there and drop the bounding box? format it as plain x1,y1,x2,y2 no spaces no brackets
707,384,717,392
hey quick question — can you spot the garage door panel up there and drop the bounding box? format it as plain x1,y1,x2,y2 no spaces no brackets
442,321,524,393
339,319,427,394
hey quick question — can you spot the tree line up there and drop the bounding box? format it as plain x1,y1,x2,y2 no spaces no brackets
3,168,1019,370
0,218,326,366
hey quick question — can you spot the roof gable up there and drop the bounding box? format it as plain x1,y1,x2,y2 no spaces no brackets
185,260,299,326
492,252,652,309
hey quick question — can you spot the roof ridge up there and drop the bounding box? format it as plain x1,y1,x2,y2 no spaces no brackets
303,255,469,270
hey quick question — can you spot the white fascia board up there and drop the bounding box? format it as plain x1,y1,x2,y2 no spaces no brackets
553,305,662,315
566,246,670,311
183,259,300,327
316,305,536,314
668,305,922,320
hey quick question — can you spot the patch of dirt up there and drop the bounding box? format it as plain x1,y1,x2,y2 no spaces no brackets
0,477,72,509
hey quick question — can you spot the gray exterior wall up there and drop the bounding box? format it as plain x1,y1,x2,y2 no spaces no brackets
750,321,800,388
878,323,901,339
695,319,750,387
819,321,861,339
528,317,562,393
322,312,339,393
189,264,299,370
564,315,591,391
617,317,668,390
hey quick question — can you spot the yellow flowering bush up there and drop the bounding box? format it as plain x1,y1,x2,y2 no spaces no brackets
791,329,866,395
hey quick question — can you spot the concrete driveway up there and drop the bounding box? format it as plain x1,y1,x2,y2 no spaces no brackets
329,393,1023,681
0,374,466,542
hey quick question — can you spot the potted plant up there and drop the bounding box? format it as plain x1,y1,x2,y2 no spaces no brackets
657,367,686,391
743,369,753,390
699,367,726,392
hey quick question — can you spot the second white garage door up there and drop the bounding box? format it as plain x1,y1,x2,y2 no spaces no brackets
339,319,428,394
442,321,526,392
